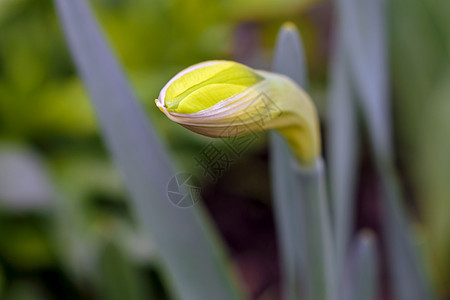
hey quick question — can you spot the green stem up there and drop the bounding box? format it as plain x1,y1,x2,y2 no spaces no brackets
341,230,379,300
270,131,306,300
296,158,337,300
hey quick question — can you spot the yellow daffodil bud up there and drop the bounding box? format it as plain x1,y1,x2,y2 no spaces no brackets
156,60,321,165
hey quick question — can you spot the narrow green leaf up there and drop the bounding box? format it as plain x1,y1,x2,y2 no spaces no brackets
379,163,436,300
326,33,359,281
272,23,307,86
271,24,337,300
53,1,244,299
335,0,391,159
296,159,337,300
270,23,308,300
342,230,379,300
333,0,436,298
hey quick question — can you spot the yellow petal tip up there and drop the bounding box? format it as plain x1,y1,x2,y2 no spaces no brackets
155,99,164,112
282,22,298,31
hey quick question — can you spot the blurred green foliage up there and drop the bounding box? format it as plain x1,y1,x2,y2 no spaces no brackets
0,0,95,139
0,0,449,298
390,0,450,296
0,0,319,298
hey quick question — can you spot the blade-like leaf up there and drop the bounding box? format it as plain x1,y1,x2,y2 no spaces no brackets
342,230,379,300
380,163,435,300
326,32,359,282
270,23,309,300
271,23,336,300
272,23,307,86
335,0,391,159
53,1,244,299
333,0,436,298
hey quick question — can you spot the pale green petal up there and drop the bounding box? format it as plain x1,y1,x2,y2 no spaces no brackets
177,83,247,114
164,61,262,112
165,61,234,100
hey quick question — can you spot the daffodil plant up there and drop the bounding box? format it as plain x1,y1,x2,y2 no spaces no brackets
156,58,336,300
57,0,430,298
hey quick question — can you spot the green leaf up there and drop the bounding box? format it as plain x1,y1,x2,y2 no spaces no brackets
326,33,359,279
272,23,307,87
333,0,436,298
342,230,379,300
379,164,436,300
389,0,450,295
53,1,244,299
335,0,391,159
271,23,336,300
296,160,337,300
270,23,308,300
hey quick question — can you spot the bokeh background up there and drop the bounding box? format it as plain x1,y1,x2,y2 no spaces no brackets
0,0,449,299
